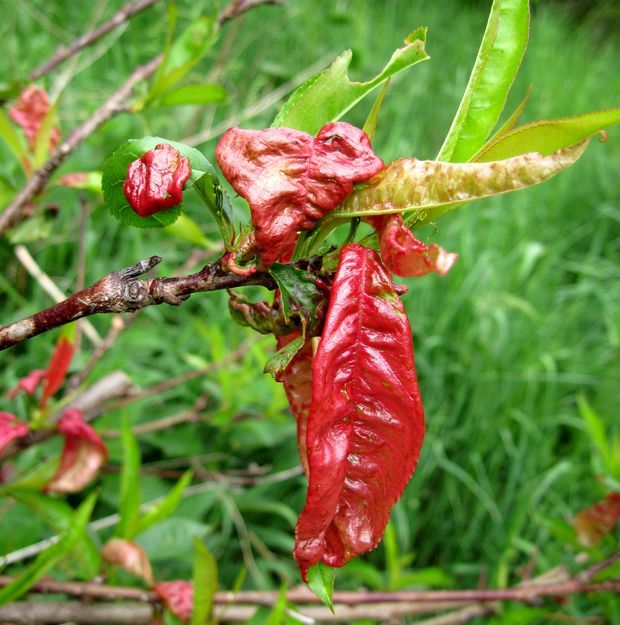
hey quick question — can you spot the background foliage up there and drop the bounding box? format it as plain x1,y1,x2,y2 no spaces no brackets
0,0,618,622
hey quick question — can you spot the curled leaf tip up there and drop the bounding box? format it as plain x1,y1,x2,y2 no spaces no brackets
154,581,194,623
45,408,108,493
0,413,29,454
9,85,60,152
102,539,153,584
124,143,191,217
6,369,47,399
369,213,457,277
216,122,384,267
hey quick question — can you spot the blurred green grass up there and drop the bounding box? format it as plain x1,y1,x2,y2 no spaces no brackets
0,0,619,621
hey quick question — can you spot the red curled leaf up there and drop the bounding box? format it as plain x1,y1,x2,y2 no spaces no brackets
40,336,74,410
276,332,313,475
102,539,153,584
6,369,47,399
124,143,191,217
45,408,108,493
9,85,60,152
0,413,29,454
154,581,194,623
215,122,384,267
294,243,425,580
368,213,458,277
573,492,620,547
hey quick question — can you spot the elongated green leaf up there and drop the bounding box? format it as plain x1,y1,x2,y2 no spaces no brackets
164,213,220,250
150,17,219,99
273,27,428,134
484,86,532,145
192,170,235,247
0,109,26,162
190,538,217,625
118,418,141,539
134,470,193,536
437,0,530,162
102,136,212,228
0,493,97,606
306,562,335,613
362,79,391,143
152,83,227,107
336,141,589,226
33,104,58,168
11,490,100,579
474,108,620,161
263,335,304,380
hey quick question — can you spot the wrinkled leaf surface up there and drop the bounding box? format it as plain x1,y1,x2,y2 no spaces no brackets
295,244,425,579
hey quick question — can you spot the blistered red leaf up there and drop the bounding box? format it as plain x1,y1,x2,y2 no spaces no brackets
294,243,425,580
102,539,153,584
0,413,29,454
368,213,458,278
40,336,74,410
9,85,60,152
6,369,47,399
276,332,313,475
124,143,191,217
215,122,384,267
154,581,194,623
45,408,108,493
574,492,620,547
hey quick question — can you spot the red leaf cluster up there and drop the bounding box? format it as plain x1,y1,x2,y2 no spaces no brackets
124,143,191,217
574,492,620,547
9,85,60,152
0,413,29,454
216,122,384,267
154,581,194,623
368,213,457,277
45,408,108,493
292,243,425,579
6,369,47,400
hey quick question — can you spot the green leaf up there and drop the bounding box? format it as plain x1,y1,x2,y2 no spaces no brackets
190,538,218,625
306,562,335,613
437,0,530,163
118,417,141,539
134,470,193,536
192,170,235,247
273,27,428,134
151,83,227,108
362,78,390,143
149,17,219,100
164,213,220,249
0,108,26,163
102,136,212,228
10,490,100,579
473,108,620,161
577,393,615,479
484,85,533,146
268,263,324,333
0,492,97,606
335,140,589,227
263,335,304,379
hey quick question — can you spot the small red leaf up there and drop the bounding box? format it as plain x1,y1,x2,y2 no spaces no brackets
154,581,194,622
9,85,60,152
216,122,384,267
40,336,74,410
294,243,425,580
124,143,191,217
368,213,458,277
102,539,153,584
574,492,620,547
0,413,29,454
6,369,47,399
45,408,108,493
276,332,313,475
